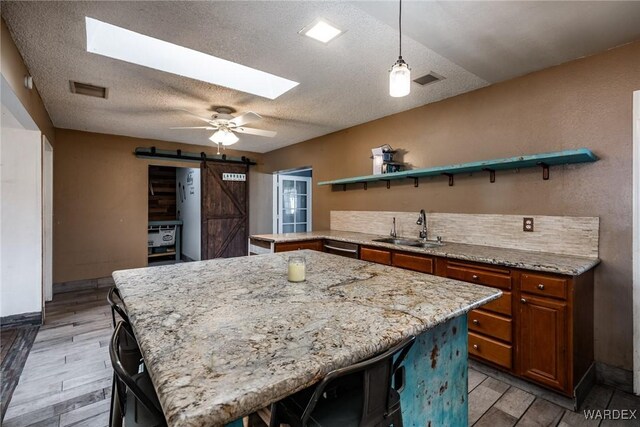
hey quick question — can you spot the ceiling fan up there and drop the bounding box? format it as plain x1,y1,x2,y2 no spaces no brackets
171,106,277,149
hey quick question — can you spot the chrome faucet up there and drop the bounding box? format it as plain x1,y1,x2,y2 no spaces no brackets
390,217,397,238
417,209,428,240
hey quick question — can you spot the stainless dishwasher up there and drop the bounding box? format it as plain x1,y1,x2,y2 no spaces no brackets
323,240,359,259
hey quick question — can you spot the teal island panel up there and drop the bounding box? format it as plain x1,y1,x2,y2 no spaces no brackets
399,315,468,427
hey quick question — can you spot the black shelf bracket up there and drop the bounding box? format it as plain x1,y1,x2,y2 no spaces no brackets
482,168,496,183
537,162,550,180
407,176,419,187
379,179,391,189
343,184,347,191
363,182,368,190
442,173,455,186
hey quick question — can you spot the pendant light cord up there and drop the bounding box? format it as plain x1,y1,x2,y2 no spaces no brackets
399,0,402,58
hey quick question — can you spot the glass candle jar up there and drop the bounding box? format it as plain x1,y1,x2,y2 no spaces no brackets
288,256,306,282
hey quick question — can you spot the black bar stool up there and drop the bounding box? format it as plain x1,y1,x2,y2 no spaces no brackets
270,336,416,427
109,321,166,427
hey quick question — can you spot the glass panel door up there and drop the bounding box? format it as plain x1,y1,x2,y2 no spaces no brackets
278,175,312,233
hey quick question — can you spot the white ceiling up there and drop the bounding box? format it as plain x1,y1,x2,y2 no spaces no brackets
2,1,639,153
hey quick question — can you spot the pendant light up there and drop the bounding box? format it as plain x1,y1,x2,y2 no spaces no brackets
389,0,410,97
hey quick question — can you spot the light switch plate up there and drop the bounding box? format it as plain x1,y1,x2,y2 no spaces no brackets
523,217,534,232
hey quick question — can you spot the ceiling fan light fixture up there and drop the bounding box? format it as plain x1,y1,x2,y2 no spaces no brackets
390,57,410,97
209,129,239,146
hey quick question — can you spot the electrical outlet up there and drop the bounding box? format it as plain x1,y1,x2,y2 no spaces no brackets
523,217,534,232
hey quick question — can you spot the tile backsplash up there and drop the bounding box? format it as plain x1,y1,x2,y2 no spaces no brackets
330,211,599,258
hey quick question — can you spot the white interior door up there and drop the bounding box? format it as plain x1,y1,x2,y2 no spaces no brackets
43,137,53,303
277,175,312,234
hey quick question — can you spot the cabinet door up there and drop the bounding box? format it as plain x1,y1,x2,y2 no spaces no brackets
518,294,568,392
360,247,392,265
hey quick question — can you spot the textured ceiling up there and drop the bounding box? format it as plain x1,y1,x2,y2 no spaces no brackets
2,1,639,153
355,1,640,83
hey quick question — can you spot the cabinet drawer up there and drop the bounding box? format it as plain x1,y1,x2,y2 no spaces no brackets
521,273,567,300
274,240,323,253
446,262,512,290
360,247,392,265
392,252,434,274
468,310,512,343
469,332,513,370
482,291,512,317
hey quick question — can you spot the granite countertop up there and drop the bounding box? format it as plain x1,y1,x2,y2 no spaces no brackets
113,250,501,427
250,230,600,276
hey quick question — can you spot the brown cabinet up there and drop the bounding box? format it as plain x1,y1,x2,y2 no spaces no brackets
444,261,512,290
439,258,593,398
482,291,512,317
360,247,392,265
521,273,567,300
518,294,568,391
468,309,512,343
391,252,434,274
274,240,323,253
469,332,512,370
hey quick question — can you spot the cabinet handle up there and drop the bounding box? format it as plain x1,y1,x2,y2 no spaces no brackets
473,344,479,350
521,298,527,304
537,284,545,290
472,274,479,280
472,319,479,325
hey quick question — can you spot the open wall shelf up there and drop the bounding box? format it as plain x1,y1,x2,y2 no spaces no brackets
317,148,597,189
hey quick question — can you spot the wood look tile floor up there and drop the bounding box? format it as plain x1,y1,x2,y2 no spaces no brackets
3,283,640,427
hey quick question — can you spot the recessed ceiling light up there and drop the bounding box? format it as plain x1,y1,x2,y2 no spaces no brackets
300,19,343,44
85,17,299,100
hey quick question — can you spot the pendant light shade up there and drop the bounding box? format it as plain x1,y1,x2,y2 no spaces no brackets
389,0,410,97
209,129,239,146
390,58,410,97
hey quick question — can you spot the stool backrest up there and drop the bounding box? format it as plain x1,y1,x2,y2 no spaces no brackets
301,335,416,426
109,321,165,422
107,287,130,327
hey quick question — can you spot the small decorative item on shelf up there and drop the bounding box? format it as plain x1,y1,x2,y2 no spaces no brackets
288,255,306,282
371,144,406,174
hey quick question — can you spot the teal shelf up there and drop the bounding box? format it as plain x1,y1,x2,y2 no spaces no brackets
317,148,597,188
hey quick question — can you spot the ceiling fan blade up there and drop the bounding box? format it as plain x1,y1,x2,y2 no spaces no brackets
175,109,213,124
229,112,262,127
170,126,216,130
235,127,277,138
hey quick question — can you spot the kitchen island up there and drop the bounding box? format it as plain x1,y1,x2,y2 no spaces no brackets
113,250,501,427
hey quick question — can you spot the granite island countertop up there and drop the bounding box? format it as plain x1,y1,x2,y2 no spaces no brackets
250,230,600,276
113,250,501,427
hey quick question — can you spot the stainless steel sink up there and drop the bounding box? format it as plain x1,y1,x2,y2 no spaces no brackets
373,237,422,245
372,238,445,248
406,242,444,248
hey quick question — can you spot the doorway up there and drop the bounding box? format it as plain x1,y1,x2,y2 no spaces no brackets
633,90,640,395
147,165,201,265
42,137,53,303
273,168,313,233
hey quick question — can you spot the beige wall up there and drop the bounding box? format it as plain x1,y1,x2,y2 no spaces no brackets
1,18,55,142
53,128,262,283
262,41,640,370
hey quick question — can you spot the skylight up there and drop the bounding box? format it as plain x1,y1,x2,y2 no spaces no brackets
85,17,299,100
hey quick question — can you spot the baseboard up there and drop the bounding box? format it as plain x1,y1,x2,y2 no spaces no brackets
0,311,42,328
574,363,596,409
595,361,634,394
53,276,114,294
